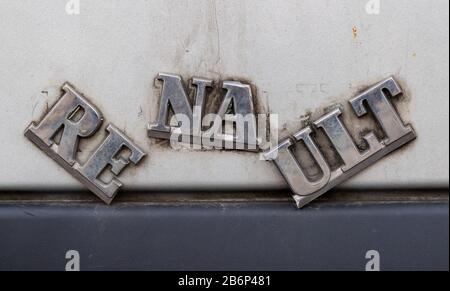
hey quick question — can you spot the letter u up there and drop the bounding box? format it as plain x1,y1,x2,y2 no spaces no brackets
267,127,331,196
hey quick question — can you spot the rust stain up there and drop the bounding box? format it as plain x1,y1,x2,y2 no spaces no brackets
352,26,358,39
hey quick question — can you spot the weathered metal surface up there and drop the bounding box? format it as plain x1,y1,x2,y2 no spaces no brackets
0,0,448,191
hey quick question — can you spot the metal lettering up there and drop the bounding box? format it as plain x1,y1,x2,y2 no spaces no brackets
265,127,331,197
25,83,103,165
314,108,383,171
217,81,257,149
25,83,146,204
265,77,416,208
76,124,146,204
148,73,259,150
349,77,413,145
147,73,194,139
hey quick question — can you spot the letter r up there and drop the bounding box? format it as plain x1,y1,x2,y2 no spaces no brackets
25,83,103,165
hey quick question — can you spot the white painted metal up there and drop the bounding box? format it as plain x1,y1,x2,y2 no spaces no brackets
0,0,448,191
